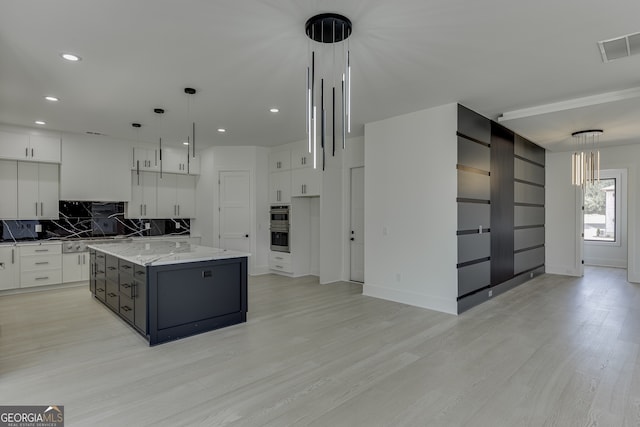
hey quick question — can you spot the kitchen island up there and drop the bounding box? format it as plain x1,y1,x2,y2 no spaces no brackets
88,240,248,345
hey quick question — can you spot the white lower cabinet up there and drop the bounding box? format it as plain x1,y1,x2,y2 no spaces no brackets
19,243,62,288
269,251,292,273
62,252,89,283
0,246,19,290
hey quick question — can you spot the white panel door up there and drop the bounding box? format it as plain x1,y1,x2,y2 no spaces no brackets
350,167,365,282
219,171,251,253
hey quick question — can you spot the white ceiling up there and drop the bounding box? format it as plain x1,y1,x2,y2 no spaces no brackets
2,0,640,151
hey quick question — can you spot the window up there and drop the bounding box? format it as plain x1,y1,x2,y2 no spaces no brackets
584,178,616,242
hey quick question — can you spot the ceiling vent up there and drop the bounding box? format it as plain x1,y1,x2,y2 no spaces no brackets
598,32,640,62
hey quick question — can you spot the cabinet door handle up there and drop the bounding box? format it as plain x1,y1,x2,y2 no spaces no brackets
11,249,15,264
40,202,43,216
25,147,29,157
31,148,34,157
35,202,38,216
140,204,143,216
78,254,81,264
144,204,147,216
178,205,180,216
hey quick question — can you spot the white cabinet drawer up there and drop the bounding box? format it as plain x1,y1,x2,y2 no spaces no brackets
269,251,291,264
269,251,292,273
19,244,62,256
20,269,63,288
20,253,62,272
269,260,292,273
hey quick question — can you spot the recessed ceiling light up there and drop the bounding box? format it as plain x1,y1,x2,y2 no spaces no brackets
60,53,81,62
217,128,226,133
183,141,189,146
270,108,279,113
35,120,46,125
45,96,59,102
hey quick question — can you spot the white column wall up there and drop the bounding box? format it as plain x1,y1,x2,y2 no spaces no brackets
363,103,458,315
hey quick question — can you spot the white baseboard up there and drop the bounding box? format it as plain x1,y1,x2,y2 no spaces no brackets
544,264,582,277
584,258,627,268
250,265,271,276
363,283,457,315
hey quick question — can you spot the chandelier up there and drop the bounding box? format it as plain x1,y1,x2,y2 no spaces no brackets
571,129,602,187
305,13,352,170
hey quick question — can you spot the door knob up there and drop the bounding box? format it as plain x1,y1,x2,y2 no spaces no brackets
245,234,249,238
350,237,355,241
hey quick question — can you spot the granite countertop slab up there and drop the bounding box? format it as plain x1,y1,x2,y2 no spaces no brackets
87,240,250,266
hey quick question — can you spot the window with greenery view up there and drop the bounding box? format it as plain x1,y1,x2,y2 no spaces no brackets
584,178,616,242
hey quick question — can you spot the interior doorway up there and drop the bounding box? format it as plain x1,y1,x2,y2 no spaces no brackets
579,168,628,274
218,170,251,254
350,166,364,282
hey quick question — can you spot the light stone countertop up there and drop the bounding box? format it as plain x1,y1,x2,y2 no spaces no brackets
87,240,250,266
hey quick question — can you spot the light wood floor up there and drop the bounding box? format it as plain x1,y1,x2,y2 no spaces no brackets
1,268,639,426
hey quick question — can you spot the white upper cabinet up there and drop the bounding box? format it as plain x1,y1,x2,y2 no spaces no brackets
17,162,59,219
0,160,18,219
291,168,321,197
132,147,160,172
0,131,61,163
291,146,314,169
162,147,200,175
128,171,157,219
269,170,291,204
29,135,62,163
157,173,195,218
269,150,291,172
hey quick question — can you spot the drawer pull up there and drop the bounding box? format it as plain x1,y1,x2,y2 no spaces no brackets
202,270,212,278
35,276,49,281
108,292,117,297
121,265,132,269
35,261,49,265
275,265,283,269
34,249,49,253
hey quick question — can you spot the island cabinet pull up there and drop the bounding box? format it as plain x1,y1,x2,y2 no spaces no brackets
131,283,137,298
202,270,212,278
121,264,132,270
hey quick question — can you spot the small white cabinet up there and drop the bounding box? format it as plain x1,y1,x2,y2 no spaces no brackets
0,160,18,219
19,243,62,288
269,171,291,204
128,171,157,218
157,173,196,218
62,252,89,283
269,251,292,273
0,246,19,290
0,131,61,163
132,147,160,172
291,168,321,197
269,150,291,172
162,147,200,175
291,147,314,169
17,162,59,219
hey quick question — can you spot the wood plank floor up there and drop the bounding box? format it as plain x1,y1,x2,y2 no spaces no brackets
1,267,639,426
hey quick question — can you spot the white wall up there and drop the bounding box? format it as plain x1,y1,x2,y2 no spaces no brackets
545,151,583,276
363,103,458,315
319,139,344,284
546,145,639,283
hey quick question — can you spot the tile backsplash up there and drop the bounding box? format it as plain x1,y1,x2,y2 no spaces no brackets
1,201,190,242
